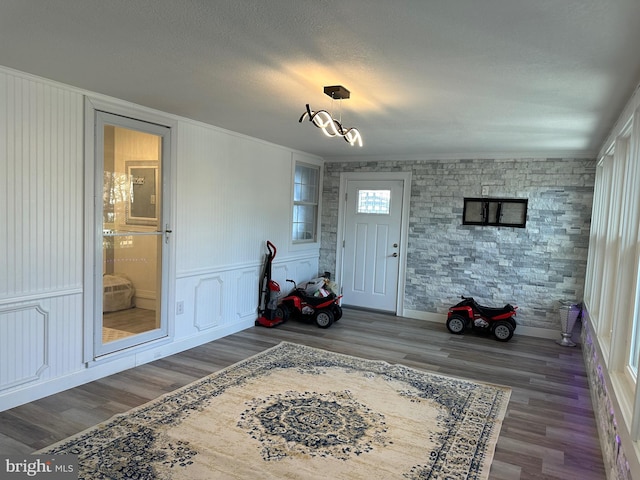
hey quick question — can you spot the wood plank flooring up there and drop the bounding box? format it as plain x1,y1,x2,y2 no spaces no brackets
103,307,157,333
0,309,604,479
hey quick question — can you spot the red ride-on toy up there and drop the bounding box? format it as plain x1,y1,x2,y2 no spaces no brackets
274,279,343,328
447,295,518,342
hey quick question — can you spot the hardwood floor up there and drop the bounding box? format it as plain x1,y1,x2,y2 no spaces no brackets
0,309,604,479
103,307,157,333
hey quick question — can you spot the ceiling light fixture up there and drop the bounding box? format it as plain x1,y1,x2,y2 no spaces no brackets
299,85,363,147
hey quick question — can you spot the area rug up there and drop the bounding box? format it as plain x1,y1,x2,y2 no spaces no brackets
38,342,511,479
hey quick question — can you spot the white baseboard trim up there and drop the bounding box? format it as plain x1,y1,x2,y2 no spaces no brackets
403,309,560,339
513,325,560,340
134,290,156,311
133,319,256,366
403,310,446,323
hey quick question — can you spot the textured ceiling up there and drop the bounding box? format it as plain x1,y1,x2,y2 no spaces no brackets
2,0,640,160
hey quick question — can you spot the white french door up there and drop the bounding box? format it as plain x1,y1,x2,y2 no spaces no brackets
339,175,409,313
92,111,172,357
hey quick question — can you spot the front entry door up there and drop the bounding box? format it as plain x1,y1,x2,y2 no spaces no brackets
342,179,404,312
94,111,171,357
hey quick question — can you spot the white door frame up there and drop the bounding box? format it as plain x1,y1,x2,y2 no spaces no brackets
83,95,178,363
335,171,412,316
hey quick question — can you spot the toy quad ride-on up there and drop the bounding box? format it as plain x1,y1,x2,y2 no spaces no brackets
446,295,518,342
274,279,343,328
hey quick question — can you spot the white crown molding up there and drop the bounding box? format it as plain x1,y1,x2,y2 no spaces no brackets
323,151,596,163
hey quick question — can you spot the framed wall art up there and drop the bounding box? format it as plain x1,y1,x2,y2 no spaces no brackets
125,161,159,226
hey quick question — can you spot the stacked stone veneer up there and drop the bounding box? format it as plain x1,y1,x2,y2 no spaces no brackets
320,158,595,330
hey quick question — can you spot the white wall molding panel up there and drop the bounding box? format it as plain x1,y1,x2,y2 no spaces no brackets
194,276,224,331
174,253,319,340
0,305,49,390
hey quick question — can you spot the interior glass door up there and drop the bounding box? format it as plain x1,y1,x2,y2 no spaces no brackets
95,112,170,356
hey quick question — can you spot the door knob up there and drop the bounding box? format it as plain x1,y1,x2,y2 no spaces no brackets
392,253,398,257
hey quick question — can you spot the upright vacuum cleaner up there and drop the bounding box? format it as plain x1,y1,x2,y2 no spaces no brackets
255,241,284,327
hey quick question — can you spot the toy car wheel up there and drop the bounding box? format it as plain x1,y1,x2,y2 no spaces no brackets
315,309,334,328
333,305,343,321
493,320,514,342
274,304,291,322
446,315,467,334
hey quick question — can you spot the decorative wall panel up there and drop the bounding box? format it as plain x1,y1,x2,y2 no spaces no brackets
236,269,259,320
294,259,318,284
0,305,48,390
194,276,223,331
174,253,319,339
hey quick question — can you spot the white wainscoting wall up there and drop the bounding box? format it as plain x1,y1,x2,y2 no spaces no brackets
0,66,323,411
0,69,86,409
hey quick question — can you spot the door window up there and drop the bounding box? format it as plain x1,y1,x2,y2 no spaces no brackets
357,189,391,215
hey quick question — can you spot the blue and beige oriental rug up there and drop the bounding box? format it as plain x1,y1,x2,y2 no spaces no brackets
39,342,510,479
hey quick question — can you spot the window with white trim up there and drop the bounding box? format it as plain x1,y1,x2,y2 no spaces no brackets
622,121,640,377
292,162,319,242
629,270,640,378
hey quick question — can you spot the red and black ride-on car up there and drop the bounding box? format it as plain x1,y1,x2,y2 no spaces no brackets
274,279,343,328
446,295,518,342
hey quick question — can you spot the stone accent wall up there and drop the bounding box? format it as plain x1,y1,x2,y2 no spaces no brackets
320,158,595,329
